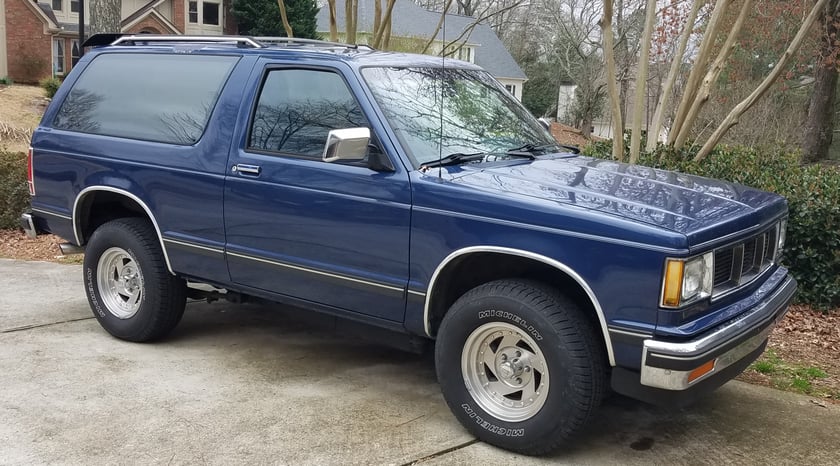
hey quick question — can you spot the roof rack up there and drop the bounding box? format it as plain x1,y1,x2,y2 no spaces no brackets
81,33,374,52
253,36,375,51
109,34,264,48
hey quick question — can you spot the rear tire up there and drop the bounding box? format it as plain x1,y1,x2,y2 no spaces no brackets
83,218,187,342
435,279,606,455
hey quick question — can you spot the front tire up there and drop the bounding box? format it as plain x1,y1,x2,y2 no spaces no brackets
83,218,187,342
435,279,606,455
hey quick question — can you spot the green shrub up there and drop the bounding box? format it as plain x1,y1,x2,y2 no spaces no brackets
0,151,29,229
585,143,840,309
40,77,61,99
0,76,12,85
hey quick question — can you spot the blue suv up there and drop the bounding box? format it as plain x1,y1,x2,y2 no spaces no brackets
21,34,796,455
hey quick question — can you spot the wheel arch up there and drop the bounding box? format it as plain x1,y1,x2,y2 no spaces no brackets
72,186,174,274
423,246,615,366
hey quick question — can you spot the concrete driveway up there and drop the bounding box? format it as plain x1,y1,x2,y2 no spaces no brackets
2,258,839,465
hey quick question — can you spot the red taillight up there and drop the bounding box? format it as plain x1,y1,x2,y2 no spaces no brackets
27,147,35,196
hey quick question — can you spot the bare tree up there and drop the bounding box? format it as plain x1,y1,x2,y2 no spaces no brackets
694,0,829,161
602,0,624,160
327,0,339,41
674,0,755,148
277,0,295,37
668,0,731,148
646,0,702,153
628,0,657,163
803,0,840,163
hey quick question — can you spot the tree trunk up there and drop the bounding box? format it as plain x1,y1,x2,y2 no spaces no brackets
647,0,702,153
629,0,657,164
89,0,121,36
803,0,840,163
345,0,356,43
601,0,624,161
372,0,397,48
669,0,731,147
382,16,392,49
374,0,382,42
695,0,829,161
675,0,753,149
277,0,294,38
327,0,338,41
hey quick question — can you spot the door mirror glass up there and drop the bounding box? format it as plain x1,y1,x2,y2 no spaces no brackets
323,127,370,163
538,118,551,131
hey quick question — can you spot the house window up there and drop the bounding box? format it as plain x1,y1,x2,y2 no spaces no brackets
203,2,220,25
70,0,79,13
52,0,62,11
71,40,80,66
188,1,198,23
505,84,516,95
53,39,65,75
457,46,474,63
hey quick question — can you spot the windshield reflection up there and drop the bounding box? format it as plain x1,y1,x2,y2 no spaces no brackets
361,67,557,166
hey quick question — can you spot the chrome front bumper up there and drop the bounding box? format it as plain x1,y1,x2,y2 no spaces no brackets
640,274,797,391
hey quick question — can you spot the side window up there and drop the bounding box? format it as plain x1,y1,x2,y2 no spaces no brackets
53,53,238,145
248,69,369,158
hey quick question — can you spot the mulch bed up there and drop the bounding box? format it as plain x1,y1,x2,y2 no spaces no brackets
0,228,66,261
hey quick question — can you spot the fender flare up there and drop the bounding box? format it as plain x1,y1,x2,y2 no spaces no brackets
423,246,615,366
72,186,174,274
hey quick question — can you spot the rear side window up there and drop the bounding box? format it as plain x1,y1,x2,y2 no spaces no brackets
53,53,238,145
248,69,368,158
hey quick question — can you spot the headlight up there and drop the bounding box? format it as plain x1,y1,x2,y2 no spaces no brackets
661,252,714,308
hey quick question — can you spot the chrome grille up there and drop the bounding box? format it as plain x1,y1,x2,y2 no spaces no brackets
712,225,778,297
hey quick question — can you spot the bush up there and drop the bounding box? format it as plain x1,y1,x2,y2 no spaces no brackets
0,76,12,85
0,151,29,229
585,143,840,309
40,77,61,99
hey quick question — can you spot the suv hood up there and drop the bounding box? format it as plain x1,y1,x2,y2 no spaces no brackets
447,155,787,248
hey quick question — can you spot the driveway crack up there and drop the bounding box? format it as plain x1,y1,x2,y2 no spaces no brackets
1,316,95,334
400,439,480,465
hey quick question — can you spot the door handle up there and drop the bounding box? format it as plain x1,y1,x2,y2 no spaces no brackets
232,164,261,176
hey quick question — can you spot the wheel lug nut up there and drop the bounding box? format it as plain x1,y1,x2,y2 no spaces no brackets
515,350,521,357
500,354,507,361
525,366,531,372
516,377,522,384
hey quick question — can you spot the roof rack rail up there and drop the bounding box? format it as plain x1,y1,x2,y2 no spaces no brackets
110,34,264,48
253,36,374,50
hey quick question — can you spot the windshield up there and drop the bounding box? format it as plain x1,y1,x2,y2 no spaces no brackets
361,67,558,166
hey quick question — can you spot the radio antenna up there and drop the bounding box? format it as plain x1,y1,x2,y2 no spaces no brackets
437,3,446,178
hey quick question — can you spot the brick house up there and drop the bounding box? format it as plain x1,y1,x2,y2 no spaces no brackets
0,0,236,82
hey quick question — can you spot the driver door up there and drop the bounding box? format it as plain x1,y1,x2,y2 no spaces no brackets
223,64,411,322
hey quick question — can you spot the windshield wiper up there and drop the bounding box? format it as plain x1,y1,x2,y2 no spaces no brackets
507,143,580,155
420,152,486,169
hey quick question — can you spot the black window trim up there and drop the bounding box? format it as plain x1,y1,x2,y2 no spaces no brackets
244,64,380,164
50,51,241,146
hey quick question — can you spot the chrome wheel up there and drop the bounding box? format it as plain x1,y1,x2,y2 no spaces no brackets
96,247,144,319
461,322,550,422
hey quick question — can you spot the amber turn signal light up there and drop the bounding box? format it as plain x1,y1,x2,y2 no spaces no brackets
687,360,717,383
662,260,684,307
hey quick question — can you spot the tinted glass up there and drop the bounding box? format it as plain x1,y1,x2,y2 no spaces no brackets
362,67,556,166
54,53,238,144
249,69,368,158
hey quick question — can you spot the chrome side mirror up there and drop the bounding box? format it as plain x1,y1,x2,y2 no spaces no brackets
538,118,551,131
323,127,370,163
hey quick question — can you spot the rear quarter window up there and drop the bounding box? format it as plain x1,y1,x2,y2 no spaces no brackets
53,53,239,145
